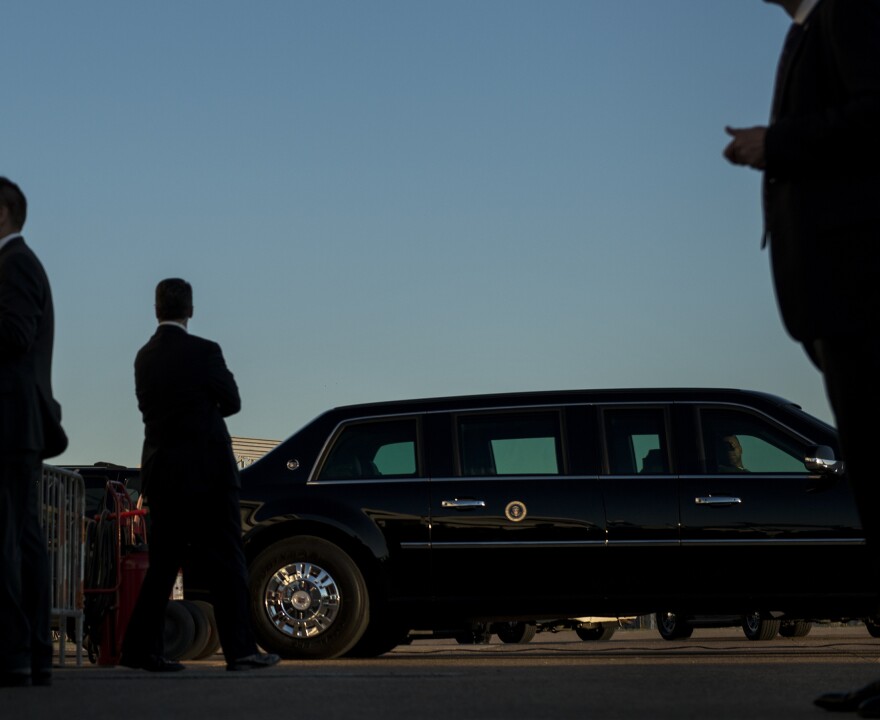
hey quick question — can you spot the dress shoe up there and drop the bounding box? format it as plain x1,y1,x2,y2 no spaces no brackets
0,671,31,688
815,680,880,712
226,652,280,671
119,654,185,672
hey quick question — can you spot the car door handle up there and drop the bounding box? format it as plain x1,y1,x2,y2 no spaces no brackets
695,495,742,507
441,499,486,509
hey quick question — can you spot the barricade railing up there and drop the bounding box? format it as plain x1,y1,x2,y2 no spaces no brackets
39,464,86,667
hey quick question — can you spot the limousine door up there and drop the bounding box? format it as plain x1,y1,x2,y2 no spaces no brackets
428,409,607,617
678,406,865,605
599,406,682,600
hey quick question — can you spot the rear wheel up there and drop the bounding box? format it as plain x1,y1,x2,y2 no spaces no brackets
741,611,780,641
865,618,880,638
779,620,812,638
249,536,370,659
495,621,537,644
656,612,694,641
575,623,616,642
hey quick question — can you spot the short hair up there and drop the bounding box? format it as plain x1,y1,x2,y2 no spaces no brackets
0,177,27,230
155,278,193,321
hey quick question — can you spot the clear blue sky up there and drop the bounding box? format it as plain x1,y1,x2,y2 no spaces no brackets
5,1,831,467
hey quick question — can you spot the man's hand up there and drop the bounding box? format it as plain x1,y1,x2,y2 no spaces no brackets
724,125,767,170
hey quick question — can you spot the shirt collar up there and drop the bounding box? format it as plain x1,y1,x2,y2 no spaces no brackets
0,232,22,253
158,320,189,333
794,0,822,24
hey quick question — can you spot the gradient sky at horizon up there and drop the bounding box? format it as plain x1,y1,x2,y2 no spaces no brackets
5,1,831,467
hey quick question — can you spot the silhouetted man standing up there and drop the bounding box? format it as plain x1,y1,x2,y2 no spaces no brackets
121,278,278,672
724,0,880,713
0,177,67,688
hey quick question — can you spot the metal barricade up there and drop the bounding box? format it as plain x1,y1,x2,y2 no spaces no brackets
39,465,86,667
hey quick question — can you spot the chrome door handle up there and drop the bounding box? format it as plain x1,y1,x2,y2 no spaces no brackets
441,499,486,509
695,495,742,506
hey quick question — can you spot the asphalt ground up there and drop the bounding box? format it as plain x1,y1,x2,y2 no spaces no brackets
6,626,880,720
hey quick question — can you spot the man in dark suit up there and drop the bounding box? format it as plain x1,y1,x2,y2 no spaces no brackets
0,177,67,688
724,0,880,713
120,278,278,672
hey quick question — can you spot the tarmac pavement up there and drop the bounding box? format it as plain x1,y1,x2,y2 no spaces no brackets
6,627,880,720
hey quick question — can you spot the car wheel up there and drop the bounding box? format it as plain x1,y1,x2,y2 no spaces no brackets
495,621,537,644
191,600,222,660
778,620,812,638
249,536,370,659
865,618,880,638
741,611,781,641
575,623,617,642
656,612,693,641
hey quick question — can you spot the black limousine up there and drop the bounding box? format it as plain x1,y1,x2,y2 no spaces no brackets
234,388,872,658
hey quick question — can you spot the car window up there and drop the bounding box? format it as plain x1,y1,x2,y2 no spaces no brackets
318,418,419,480
603,408,669,474
699,408,807,474
457,411,562,476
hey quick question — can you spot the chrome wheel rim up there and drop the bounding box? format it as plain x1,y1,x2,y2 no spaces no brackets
745,612,761,632
264,561,341,638
660,612,677,633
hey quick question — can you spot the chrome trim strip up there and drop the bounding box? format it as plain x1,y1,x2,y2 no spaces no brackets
680,538,865,547
430,540,607,550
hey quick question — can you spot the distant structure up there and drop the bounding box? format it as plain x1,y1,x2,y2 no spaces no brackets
231,437,281,468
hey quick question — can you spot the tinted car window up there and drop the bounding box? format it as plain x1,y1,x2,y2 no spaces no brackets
603,408,669,474
317,418,419,480
457,411,562,476
700,408,807,474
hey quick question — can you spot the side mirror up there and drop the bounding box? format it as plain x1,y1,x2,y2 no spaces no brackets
804,445,845,476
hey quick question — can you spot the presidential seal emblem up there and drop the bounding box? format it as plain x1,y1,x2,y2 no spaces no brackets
504,500,527,522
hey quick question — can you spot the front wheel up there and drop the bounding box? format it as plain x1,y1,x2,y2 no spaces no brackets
741,611,780,641
865,618,880,638
249,536,370,659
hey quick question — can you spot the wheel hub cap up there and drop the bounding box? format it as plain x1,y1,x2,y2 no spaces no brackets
264,562,341,638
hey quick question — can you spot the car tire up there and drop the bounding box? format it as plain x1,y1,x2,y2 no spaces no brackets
495,621,537,644
344,602,409,658
865,619,880,638
249,536,370,659
163,600,196,661
778,620,812,638
575,623,616,642
656,612,694,641
741,611,780,641
191,600,222,660
178,600,211,661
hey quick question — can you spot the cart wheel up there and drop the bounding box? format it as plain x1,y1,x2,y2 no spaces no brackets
178,600,210,661
191,601,222,660
164,600,196,660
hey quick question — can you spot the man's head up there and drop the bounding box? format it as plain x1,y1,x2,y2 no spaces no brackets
719,434,744,470
0,177,27,235
155,278,194,323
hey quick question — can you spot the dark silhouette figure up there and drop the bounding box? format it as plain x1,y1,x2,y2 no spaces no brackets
120,278,278,673
0,177,67,688
725,0,880,713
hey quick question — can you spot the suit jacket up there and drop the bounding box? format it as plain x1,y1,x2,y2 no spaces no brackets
0,236,66,458
135,324,241,496
764,0,880,341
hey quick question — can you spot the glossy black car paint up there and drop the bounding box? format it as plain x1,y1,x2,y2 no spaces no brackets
238,388,872,651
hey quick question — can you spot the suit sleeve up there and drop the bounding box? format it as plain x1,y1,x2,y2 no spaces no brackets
0,250,44,359
765,0,880,177
206,341,242,418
